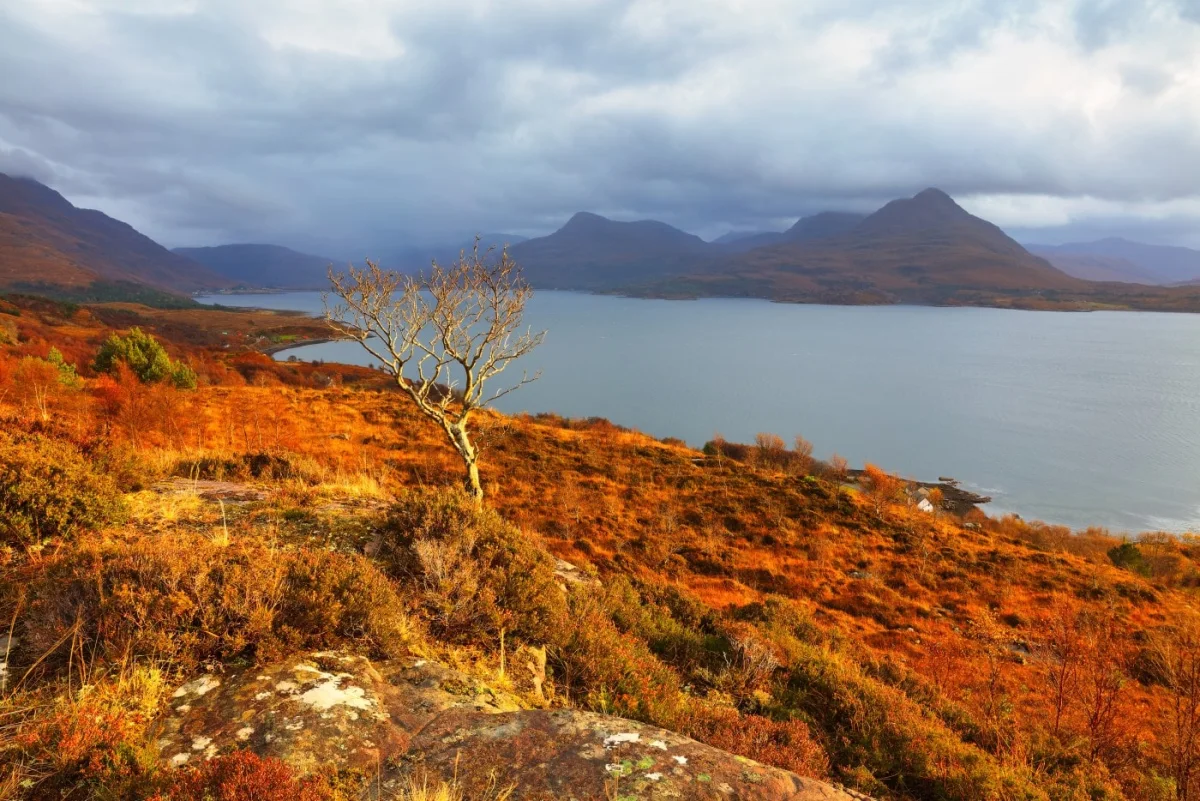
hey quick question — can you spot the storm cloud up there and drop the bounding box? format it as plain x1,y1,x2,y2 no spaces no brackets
2,0,1199,254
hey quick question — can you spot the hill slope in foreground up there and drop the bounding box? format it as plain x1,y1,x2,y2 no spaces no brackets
2,295,1200,799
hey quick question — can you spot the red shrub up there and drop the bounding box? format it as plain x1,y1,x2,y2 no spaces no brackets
683,704,829,779
155,751,333,801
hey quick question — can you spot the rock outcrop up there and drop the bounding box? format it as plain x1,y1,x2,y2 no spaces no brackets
153,651,872,801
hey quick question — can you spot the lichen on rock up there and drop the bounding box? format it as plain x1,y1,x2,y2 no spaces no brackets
154,650,872,801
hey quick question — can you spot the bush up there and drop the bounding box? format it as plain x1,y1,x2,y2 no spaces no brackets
9,698,160,800
0,432,125,548
1108,542,1150,576
155,751,338,801
20,536,415,676
681,703,828,779
374,488,567,645
94,326,196,388
553,591,686,727
777,641,1042,800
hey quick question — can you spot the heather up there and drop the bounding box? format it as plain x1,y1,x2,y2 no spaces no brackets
0,293,1199,800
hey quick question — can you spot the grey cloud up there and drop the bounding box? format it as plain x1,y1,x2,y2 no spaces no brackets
1,0,1199,252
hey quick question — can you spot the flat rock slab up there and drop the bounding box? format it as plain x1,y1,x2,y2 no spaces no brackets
154,478,268,503
155,652,872,801
383,708,862,801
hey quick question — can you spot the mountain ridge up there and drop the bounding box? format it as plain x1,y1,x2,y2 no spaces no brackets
0,172,230,296
1028,237,1200,285
174,243,336,290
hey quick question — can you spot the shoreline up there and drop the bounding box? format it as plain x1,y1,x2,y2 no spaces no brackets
263,336,351,356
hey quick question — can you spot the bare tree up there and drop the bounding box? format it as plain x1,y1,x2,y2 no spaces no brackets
325,241,545,506
1153,616,1200,800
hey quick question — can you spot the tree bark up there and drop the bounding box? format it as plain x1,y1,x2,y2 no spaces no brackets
464,457,483,508
449,420,484,507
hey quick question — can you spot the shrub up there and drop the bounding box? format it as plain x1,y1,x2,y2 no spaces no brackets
156,751,338,801
94,327,197,388
681,703,829,779
1108,542,1150,576
553,591,685,727
374,488,567,645
778,641,1042,800
20,536,414,676
8,699,159,800
46,347,79,386
0,432,125,548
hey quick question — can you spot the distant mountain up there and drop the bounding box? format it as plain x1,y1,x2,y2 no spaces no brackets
174,244,335,289
0,173,229,296
510,212,713,288
713,230,776,245
642,189,1087,304
1027,238,1200,285
722,211,868,251
1023,248,1159,284
476,232,528,248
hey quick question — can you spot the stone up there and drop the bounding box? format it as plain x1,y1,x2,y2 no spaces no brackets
155,651,873,801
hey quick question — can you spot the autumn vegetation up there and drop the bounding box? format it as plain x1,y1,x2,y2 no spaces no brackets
4,292,1200,800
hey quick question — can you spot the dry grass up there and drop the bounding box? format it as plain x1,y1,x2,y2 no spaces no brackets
5,296,1200,800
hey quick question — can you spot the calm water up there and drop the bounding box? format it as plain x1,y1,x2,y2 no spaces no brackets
199,291,1200,534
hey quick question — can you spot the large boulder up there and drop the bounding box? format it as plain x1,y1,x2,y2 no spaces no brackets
153,651,872,801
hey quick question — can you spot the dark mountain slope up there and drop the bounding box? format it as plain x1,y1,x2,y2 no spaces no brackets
510,212,715,288
719,212,867,252
0,173,229,294
174,244,335,289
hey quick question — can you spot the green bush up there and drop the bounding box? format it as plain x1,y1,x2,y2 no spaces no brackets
0,433,125,548
1108,541,1150,576
374,488,567,645
94,326,196,388
20,536,415,676
46,347,79,387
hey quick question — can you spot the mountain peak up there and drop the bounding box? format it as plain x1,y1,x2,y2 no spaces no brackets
856,188,973,237
562,211,609,228
912,187,955,204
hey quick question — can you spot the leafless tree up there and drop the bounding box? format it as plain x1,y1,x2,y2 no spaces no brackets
325,240,545,506
1153,616,1200,799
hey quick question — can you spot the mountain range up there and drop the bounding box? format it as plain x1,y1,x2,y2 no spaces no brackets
1027,238,1200,285
4,170,1200,311
510,188,1086,304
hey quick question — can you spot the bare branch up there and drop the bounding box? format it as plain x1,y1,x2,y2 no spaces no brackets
323,240,545,505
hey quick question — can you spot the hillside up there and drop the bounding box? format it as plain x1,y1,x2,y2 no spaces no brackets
3,295,1200,799
721,211,869,252
0,173,230,296
1029,238,1200,285
510,211,714,288
174,243,335,289
1025,248,1162,284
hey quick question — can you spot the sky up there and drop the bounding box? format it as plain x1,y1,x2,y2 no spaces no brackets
1,0,1199,257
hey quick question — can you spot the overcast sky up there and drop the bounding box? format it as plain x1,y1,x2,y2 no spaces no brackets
2,0,1199,256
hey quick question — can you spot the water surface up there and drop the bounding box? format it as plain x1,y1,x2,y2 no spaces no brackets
199,291,1200,533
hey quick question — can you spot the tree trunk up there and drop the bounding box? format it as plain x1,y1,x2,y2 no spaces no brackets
450,421,484,508
464,457,483,508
